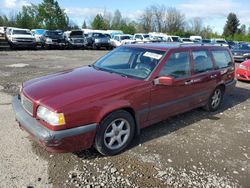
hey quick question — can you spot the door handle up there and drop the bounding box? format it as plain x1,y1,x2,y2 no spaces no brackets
185,80,193,85
210,74,217,79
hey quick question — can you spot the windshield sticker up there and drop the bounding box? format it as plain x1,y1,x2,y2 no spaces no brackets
143,52,162,60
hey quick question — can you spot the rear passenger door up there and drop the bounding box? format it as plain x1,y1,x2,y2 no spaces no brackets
189,50,218,107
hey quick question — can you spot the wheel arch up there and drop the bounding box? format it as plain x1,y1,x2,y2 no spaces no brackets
96,105,140,136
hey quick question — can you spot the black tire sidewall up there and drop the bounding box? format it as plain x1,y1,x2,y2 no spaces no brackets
94,110,135,156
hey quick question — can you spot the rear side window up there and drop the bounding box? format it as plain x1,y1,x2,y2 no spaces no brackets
212,50,232,69
159,51,190,78
192,50,213,73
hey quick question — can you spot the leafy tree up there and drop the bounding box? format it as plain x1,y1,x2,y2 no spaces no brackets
38,0,69,30
16,4,40,29
91,14,109,30
223,12,240,37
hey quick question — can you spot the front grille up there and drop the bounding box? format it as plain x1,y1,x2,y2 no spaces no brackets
73,39,84,43
16,38,33,42
21,94,33,115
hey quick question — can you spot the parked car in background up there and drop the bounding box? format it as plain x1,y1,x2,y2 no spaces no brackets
42,30,66,49
226,40,237,49
181,38,194,44
105,30,123,39
168,35,182,42
231,43,250,62
190,35,202,42
235,59,250,81
210,38,229,47
133,33,151,43
148,32,171,42
201,39,211,44
86,32,111,50
0,26,7,36
6,27,36,49
110,34,134,48
64,30,87,49
12,43,236,155
31,29,47,46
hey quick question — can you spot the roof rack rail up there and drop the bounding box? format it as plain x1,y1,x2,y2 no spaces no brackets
178,43,221,47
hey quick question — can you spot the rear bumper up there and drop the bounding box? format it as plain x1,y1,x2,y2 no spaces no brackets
12,96,96,152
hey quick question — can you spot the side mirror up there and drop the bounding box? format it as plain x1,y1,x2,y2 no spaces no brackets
154,76,174,86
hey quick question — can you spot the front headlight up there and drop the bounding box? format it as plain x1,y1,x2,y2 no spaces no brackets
37,106,65,126
46,38,52,42
239,64,247,70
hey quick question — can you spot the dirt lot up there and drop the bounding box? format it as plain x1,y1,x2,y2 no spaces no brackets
0,50,249,188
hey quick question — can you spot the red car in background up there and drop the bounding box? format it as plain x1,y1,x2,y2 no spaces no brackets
12,43,236,155
236,60,250,81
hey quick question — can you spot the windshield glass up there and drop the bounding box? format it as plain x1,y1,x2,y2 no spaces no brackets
172,37,180,42
120,36,131,40
94,47,165,79
216,40,227,44
35,29,46,35
236,44,250,50
143,34,150,39
70,31,83,38
13,30,31,35
46,31,61,37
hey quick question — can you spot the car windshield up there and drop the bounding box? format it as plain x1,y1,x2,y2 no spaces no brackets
235,44,250,50
35,29,46,35
92,33,106,38
46,31,61,37
172,37,180,42
13,30,31,35
70,31,83,38
216,40,227,44
94,47,165,79
120,36,131,40
143,34,150,39
202,39,211,43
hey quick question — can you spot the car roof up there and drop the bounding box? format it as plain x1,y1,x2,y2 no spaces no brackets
125,42,229,51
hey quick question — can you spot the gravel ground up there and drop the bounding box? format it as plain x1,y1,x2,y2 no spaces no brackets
0,50,249,188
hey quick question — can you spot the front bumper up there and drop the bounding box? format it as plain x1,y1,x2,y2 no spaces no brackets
12,96,96,152
11,41,36,48
236,69,250,81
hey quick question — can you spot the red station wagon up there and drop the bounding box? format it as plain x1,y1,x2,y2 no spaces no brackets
12,43,236,155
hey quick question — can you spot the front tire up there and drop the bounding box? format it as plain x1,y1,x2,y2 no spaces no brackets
94,110,135,156
204,87,224,112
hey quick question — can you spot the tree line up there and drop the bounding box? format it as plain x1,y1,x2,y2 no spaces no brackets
1,0,250,41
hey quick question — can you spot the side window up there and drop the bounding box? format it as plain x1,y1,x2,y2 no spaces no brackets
114,36,119,41
212,50,232,69
159,51,190,78
192,50,213,73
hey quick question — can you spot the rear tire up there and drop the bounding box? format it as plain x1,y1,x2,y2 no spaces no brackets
94,110,135,156
204,87,224,112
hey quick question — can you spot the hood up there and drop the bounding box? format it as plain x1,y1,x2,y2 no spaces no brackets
23,66,140,110
13,34,34,39
241,60,250,67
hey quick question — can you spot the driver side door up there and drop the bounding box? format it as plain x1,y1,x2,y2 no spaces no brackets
148,50,195,124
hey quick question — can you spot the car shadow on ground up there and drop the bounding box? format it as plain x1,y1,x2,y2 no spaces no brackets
75,85,250,158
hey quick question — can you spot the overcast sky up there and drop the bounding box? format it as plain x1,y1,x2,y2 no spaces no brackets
0,0,249,34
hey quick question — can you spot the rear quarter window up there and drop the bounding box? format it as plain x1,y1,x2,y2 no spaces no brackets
212,50,232,69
